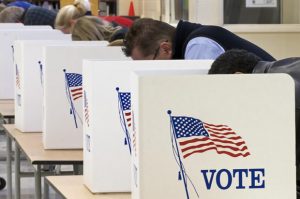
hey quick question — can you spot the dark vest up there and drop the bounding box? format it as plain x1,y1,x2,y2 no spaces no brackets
172,20,275,61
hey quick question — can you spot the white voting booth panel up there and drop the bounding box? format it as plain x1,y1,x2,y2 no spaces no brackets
14,40,76,133
0,29,68,99
131,73,296,199
21,25,52,29
82,60,211,193
43,45,126,149
0,23,24,28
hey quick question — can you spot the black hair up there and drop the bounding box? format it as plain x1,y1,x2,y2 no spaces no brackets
208,49,262,74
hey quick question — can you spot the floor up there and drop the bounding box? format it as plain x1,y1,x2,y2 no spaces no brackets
0,121,65,199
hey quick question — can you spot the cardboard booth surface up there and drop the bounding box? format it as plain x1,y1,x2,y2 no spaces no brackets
43,45,127,149
131,73,296,199
14,40,74,132
0,24,24,28
82,60,212,193
0,29,68,99
21,26,52,30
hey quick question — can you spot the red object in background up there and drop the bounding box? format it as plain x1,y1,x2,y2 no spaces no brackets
128,1,135,16
101,16,133,28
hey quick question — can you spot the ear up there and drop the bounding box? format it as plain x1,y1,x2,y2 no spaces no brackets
160,41,172,58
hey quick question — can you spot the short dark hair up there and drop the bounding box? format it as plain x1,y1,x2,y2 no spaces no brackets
122,18,175,57
208,49,262,74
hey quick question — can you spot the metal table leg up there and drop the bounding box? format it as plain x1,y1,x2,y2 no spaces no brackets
6,135,12,199
35,165,42,199
14,144,20,199
73,164,83,175
43,176,49,199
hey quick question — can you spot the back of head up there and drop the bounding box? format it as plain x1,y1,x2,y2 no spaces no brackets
23,6,57,28
55,0,88,32
71,16,120,41
0,6,24,23
122,18,175,57
208,49,262,74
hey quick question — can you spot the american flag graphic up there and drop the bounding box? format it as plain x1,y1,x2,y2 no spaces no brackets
16,64,20,89
64,70,83,128
119,92,132,128
116,87,132,154
65,73,83,101
171,116,250,158
84,91,89,127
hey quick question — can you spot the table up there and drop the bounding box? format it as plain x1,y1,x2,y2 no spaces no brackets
0,99,14,123
4,124,83,199
45,175,131,199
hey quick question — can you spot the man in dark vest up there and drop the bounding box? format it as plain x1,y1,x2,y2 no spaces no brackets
209,49,300,198
122,18,275,61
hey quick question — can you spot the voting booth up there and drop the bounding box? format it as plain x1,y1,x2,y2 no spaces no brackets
43,45,127,149
131,73,296,199
21,26,52,30
14,40,76,132
0,29,68,99
82,60,212,193
0,24,24,28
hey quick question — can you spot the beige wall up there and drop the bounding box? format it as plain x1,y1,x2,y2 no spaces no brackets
282,0,300,23
118,0,140,16
189,0,223,25
224,24,300,59
139,0,161,19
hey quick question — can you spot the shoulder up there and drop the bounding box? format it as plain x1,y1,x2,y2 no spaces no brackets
184,37,225,60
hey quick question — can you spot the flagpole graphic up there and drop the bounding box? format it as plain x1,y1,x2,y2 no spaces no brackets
168,110,191,199
38,61,43,85
116,87,132,154
63,69,83,128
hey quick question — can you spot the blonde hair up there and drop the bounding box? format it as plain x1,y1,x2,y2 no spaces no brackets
71,16,121,41
0,6,24,23
55,0,88,32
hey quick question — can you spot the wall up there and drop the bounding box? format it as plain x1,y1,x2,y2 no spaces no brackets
282,0,300,23
189,0,223,25
224,24,300,59
118,0,140,16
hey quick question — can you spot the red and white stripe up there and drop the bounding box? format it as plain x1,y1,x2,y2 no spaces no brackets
70,87,82,101
178,122,250,159
16,75,20,89
84,106,89,127
124,110,132,128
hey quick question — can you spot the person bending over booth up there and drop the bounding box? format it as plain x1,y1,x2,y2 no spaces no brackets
122,18,275,61
0,6,57,27
209,49,300,198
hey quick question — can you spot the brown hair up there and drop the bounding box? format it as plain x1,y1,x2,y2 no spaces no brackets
71,16,120,41
122,18,175,57
0,6,24,23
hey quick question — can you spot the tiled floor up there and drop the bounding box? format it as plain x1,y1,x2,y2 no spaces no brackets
0,132,64,199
